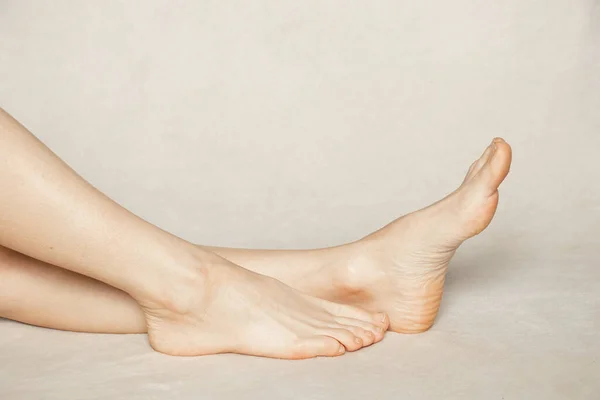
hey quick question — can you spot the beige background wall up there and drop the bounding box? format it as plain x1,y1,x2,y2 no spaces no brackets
1,0,598,250
1,1,599,399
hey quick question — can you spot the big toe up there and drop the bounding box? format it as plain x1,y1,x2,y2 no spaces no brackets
449,138,512,238
293,336,345,359
467,138,512,196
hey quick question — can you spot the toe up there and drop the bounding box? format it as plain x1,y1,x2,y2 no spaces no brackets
463,160,478,184
320,300,389,328
340,324,376,346
463,141,495,183
469,138,512,196
293,336,345,359
333,317,385,343
321,328,363,352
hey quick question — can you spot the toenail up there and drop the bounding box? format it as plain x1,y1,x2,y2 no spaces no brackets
355,337,362,344
338,345,345,354
377,313,386,323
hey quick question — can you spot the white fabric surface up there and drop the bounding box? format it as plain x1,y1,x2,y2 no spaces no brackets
1,1,599,398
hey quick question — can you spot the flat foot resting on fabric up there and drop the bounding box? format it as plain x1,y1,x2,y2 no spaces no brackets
0,107,512,349
0,108,389,359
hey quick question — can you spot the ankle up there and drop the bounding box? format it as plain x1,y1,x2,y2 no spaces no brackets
321,242,383,302
134,245,218,316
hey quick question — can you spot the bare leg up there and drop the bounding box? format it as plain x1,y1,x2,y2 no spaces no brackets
0,244,336,335
0,245,146,333
1,138,511,336
0,108,388,358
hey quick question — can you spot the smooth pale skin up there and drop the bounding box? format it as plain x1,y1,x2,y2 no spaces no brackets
0,106,512,347
0,108,392,359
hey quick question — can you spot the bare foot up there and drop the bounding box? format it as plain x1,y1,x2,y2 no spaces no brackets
329,138,512,333
0,139,508,345
139,253,389,359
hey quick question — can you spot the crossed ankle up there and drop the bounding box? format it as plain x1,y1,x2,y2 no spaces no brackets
131,246,220,316
305,242,382,303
